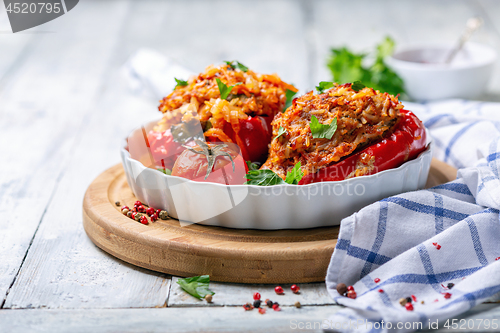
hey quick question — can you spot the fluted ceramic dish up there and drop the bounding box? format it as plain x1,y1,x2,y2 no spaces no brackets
121,119,432,230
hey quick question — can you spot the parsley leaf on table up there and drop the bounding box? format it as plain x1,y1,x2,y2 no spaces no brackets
216,78,242,100
316,81,334,94
326,36,405,96
176,275,215,300
174,78,188,89
309,116,337,140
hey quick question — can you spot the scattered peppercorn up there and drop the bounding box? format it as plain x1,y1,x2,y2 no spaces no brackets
294,301,301,308
399,298,407,306
275,286,284,295
374,278,380,283
347,285,354,291
131,212,138,220
411,295,417,302
432,242,441,250
347,290,357,299
405,302,414,311
447,283,454,289
272,303,280,311
137,205,145,213
406,297,412,304
378,289,384,293
253,292,261,300
121,206,129,211
122,209,129,215
159,210,169,220
253,300,261,308
336,283,348,295
421,301,425,304
146,207,155,216
156,209,162,216
135,201,142,206
243,303,253,311
127,211,132,218
134,213,142,221
204,294,212,303
258,307,266,314
150,213,158,222
266,299,273,308
115,201,121,206
140,216,148,225
443,292,452,299
496,257,500,261
291,284,300,294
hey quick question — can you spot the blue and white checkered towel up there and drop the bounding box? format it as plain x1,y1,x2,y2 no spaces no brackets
325,100,500,333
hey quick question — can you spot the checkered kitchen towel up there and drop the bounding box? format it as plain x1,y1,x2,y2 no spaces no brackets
325,100,500,332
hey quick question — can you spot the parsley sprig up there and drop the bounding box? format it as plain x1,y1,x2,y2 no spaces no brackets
176,275,215,300
174,78,188,89
224,60,249,72
275,126,287,140
216,78,242,100
245,162,304,186
283,89,297,113
310,116,337,140
316,81,334,93
351,81,366,92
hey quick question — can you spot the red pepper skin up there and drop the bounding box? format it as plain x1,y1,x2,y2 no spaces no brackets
147,129,186,170
171,147,247,184
299,110,427,184
222,116,272,164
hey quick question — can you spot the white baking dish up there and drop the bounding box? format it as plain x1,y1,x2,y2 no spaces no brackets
121,120,432,229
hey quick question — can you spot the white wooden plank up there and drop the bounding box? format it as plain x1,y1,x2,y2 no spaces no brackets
168,277,335,307
0,0,141,306
1,303,500,333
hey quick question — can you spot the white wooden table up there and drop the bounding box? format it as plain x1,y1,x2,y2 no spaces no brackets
1,1,500,332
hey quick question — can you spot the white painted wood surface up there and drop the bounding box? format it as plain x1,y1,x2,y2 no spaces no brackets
1,0,500,331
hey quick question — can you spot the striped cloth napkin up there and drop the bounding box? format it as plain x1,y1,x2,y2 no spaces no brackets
325,100,500,333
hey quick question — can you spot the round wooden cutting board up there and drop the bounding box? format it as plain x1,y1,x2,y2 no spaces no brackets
83,159,456,284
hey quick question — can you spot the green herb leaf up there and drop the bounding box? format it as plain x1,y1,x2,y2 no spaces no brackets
246,161,260,171
157,168,172,175
216,78,243,100
275,126,287,140
174,78,188,89
283,89,297,112
326,36,405,96
310,116,337,140
176,275,215,300
245,169,286,186
351,81,365,92
223,61,248,72
316,81,334,94
284,162,304,185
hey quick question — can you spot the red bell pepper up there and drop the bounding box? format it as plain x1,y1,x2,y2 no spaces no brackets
220,115,273,165
299,110,427,184
147,129,187,170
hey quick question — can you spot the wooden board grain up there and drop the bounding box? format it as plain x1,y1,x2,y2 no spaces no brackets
82,159,456,284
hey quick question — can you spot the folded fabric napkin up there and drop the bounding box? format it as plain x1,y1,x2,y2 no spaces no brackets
325,100,500,332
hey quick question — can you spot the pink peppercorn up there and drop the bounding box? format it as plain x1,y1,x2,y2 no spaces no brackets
374,278,380,283
405,303,414,311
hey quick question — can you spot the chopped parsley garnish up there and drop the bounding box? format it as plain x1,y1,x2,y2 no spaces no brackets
174,78,188,89
351,81,365,92
216,78,242,100
310,116,337,140
316,81,334,93
283,89,297,113
246,161,260,171
275,126,287,140
176,275,215,300
224,60,249,72
245,162,304,186
284,162,304,185
157,168,172,175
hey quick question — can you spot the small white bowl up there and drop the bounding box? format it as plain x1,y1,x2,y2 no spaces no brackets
121,119,432,230
387,42,497,101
